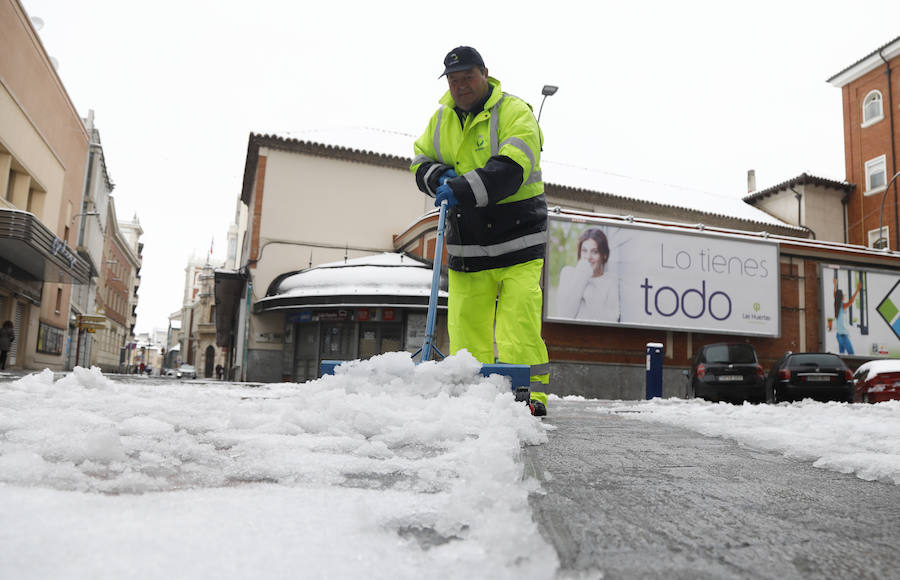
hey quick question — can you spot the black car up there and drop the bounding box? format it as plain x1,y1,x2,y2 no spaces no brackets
765,352,853,403
687,343,766,403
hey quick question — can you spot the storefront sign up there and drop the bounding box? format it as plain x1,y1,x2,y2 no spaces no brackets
51,237,77,268
287,311,313,323
255,332,284,343
545,216,780,336
821,264,900,357
77,314,106,331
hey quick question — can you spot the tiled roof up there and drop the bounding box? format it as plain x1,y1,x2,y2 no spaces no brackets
827,36,900,85
743,172,854,204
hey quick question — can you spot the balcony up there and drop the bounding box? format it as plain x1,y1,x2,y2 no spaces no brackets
197,322,216,337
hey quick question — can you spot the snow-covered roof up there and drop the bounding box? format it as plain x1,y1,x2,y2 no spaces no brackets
268,128,794,229
256,252,445,310
540,161,791,228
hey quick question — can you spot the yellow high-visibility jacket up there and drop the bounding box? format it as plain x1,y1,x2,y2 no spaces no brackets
411,77,548,273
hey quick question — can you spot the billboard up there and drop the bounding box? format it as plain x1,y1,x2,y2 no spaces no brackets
544,216,780,336
821,264,900,358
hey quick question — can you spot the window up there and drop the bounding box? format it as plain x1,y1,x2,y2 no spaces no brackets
865,155,887,194
862,90,884,127
869,226,889,249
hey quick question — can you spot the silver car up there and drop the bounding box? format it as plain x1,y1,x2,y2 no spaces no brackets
175,364,197,379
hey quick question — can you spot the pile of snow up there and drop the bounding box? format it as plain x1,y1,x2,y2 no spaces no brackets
594,397,900,484
0,352,557,580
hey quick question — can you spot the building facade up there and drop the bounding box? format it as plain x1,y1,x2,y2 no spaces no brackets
90,198,141,372
828,36,900,249
0,0,91,370
66,110,113,369
224,132,431,382
180,255,226,378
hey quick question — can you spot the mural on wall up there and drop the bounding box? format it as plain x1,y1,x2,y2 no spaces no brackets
821,264,900,357
545,216,780,337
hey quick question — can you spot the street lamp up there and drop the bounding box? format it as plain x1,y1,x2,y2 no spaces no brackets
71,211,100,224
877,170,900,250
537,84,558,125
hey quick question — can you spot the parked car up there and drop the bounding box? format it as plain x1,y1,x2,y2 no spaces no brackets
765,352,853,403
686,343,766,403
175,364,197,380
852,359,900,403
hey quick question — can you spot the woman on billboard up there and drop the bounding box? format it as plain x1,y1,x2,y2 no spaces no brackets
556,227,620,321
833,276,861,355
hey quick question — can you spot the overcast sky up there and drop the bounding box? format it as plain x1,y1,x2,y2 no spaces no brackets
19,0,900,335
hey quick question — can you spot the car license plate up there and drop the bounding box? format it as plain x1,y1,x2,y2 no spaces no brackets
803,374,831,383
717,375,743,382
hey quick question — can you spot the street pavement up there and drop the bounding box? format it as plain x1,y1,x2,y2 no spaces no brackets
525,399,900,579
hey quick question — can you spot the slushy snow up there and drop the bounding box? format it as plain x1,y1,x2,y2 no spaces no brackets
0,351,557,580
593,397,900,485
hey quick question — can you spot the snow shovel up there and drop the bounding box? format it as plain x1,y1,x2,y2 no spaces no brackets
321,199,533,403
411,200,532,399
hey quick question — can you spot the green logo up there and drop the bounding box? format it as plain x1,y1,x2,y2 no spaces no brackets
753,302,761,312
476,135,486,148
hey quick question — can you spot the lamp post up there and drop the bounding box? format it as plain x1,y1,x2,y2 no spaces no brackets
877,170,900,250
537,84,558,125
71,211,100,224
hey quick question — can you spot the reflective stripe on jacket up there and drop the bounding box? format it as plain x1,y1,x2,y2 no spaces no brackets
411,77,548,272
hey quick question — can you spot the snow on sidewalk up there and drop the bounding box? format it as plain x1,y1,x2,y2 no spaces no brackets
592,397,900,485
0,351,558,580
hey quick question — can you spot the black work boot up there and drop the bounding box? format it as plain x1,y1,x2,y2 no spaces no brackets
514,387,537,414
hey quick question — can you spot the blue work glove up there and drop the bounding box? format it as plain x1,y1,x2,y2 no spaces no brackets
435,182,458,207
438,169,457,186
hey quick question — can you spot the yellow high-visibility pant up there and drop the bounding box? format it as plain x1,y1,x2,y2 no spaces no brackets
448,259,550,390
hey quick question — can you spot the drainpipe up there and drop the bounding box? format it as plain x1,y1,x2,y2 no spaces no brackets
879,49,897,249
842,192,849,244
789,185,816,239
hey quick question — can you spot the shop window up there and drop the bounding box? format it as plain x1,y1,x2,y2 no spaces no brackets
321,322,355,360
293,324,319,383
865,155,887,194
358,323,402,360
862,91,884,127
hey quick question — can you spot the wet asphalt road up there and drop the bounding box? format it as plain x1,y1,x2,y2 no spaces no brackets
525,399,900,580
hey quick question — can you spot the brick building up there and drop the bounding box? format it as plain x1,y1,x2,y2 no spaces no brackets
828,36,900,249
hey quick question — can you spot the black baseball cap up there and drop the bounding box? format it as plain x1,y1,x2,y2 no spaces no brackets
440,46,485,78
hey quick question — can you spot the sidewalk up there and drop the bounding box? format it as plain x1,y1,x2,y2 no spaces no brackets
525,399,900,579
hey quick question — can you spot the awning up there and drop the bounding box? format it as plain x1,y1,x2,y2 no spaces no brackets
253,253,446,314
0,209,91,285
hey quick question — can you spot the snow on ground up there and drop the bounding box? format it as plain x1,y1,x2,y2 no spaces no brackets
590,397,900,485
0,351,557,580
4,355,900,580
